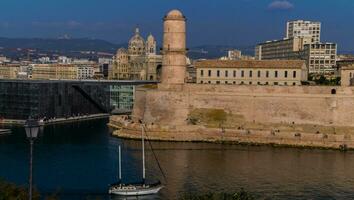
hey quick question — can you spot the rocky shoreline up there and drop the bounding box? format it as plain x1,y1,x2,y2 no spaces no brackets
108,116,354,151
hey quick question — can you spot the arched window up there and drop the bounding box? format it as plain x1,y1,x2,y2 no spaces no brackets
331,89,336,95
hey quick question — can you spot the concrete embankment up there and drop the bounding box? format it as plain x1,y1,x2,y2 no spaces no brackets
0,113,109,126
109,117,354,151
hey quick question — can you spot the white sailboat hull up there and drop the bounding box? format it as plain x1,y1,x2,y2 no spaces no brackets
109,185,163,196
109,124,164,196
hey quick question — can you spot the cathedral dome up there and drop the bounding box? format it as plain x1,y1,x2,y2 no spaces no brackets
116,48,127,55
128,27,145,55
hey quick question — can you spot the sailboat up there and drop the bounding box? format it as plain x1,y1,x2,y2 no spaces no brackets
109,124,164,196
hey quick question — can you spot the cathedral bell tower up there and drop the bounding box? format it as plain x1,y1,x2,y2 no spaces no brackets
146,33,157,55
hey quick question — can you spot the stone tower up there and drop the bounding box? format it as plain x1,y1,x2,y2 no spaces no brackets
161,9,187,84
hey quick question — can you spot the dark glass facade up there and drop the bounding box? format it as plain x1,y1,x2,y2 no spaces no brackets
0,80,155,120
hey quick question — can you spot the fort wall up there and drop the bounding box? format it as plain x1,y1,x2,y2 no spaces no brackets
133,84,354,128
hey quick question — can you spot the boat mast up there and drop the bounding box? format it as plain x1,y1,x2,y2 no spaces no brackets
141,124,146,184
118,145,122,184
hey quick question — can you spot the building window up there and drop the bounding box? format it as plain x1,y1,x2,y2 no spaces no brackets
201,70,204,77
331,89,336,95
275,71,278,78
249,71,253,77
216,81,220,84
241,70,244,77
293,71,297,78
265,82,268,85
241,81,244,85
249,81,252,85
293,82,296,86
258,71,261,77
208,70,211,77
225,81,228,84
225,70,228,77
233,81,236,84
233,70,236,77
284,82,288,85
285,71,288,78
274,82,278,85
266,71,269,78
208,81,211,84
257,82,261,85
200,81,203,84
217,70,220,77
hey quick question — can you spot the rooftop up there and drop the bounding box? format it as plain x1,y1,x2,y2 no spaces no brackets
195,60,306,69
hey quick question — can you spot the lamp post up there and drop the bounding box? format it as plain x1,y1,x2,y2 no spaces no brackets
24,119,40,200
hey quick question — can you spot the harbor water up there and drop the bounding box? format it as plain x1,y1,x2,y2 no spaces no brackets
1,119,354,199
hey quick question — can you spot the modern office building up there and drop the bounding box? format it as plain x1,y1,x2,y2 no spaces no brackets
0,79,153,120
286,20,321,43
255,37,312,60
256,20,337,74
302,43,337,74
196,60,307,86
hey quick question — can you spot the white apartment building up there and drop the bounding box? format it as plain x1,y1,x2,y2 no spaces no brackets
303,43,337,74
286,20,321,43
228,50,242,60
58,56,72,64
256,19,337,74
77,66,94,79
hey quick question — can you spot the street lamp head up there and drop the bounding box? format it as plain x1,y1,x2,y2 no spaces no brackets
24,119,40,139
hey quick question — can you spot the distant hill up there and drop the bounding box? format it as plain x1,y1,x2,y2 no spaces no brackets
0,37,257,60
188,45,255,59
0,37,124,53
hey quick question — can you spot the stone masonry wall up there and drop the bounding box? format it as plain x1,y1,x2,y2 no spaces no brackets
133,84,354,128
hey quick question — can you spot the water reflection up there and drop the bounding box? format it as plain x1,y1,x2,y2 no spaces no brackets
1,120,354,199
110,194,161,200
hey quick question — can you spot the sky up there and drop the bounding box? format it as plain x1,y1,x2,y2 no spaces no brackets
0,0,354,50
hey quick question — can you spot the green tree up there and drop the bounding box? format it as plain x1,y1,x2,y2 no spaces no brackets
0,179,40,200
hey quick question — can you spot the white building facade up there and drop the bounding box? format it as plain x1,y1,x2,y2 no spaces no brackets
286,20,321,43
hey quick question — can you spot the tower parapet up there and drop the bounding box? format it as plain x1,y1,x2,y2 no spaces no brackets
161,9,187,84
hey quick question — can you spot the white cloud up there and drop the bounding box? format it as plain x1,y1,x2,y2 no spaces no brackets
268,0,294,11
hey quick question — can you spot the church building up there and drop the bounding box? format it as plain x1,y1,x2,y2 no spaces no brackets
109,28,162,80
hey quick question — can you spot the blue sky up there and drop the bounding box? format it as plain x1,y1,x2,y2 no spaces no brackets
0,0,354,50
